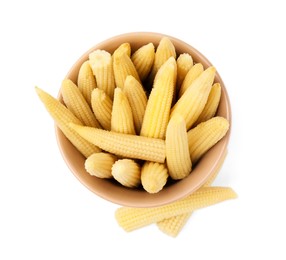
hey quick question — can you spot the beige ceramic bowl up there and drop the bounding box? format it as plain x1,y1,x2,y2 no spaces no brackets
56,32,231,208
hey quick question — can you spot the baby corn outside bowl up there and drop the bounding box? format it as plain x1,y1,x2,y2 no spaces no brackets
36,32,232,208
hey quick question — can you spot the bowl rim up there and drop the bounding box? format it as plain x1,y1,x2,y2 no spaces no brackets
55,32,232,208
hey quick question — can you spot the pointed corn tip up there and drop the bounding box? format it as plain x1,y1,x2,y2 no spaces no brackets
227,187,238,199
124,75,135,85
114,87,123,95
35,86,40,94
160,36,173,44
35,86,49,100
217,116,230,130
61,78,74,90
166,56,176,64
207,66,216,74
146,42,155,49
68,122,78,130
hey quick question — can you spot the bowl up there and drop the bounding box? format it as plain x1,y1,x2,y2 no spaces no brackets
56,32,231,207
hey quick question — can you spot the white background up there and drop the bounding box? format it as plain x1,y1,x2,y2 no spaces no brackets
1,0,285,259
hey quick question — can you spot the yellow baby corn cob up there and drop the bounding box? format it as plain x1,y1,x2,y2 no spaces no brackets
157,213,191,237
176,53,193,90
61,79,101,128
131,42,155,81
178,63,204,97
141,162,168,194
148,37,177,84
171,66,216,130
69,124,166,163
115,186,237,232
113,42,131,57
156,150,227,237
77,60,97,106
123,75,147,134
35,87,100,158
85,152,117,178
113,51,141,89
89,50,115,99
111,88,136,135
140,57,177,139
195,83,222,125
166,114,192,180
188,116,229,164
111,159,141,188
91,88,112,131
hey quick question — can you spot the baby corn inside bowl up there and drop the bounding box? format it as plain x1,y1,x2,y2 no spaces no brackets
40,32,231,207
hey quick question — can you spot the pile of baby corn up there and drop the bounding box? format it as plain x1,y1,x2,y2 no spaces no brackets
36,37,236,236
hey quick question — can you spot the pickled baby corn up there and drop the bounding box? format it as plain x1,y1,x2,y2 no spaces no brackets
171,66,216,130
114,42,131,57
141,162,168,194
69,124,166,163
176,53,193,89
123,75,147,134
85,152,117,178
157,213,191,237
178,63,204,97
77,60,97,106
140,57,177,139
112,159,141,188
115,187,237,232
166,114,192,180
188,116,229,164
195,83,221,125
89,50,115,99
111,88,136,135
113,51,140,89
157,150,227,237
148,37,176,84
35,87,100,158
91,88,112,130
61,79,101,128
131,42,155,81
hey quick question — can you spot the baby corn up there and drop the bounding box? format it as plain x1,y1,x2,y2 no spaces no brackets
123,75,147,134
195,83,221,125
178,63,204,97
89,50,115,99
85,152,117,178
131,42,155,81
111,88,136,134
113,42,131,57
115,187,237,232
140,57,177,139
69,124,166,163
113,51,140,89
61,79,101,128
148,37,176,84
141,162,168,194
77,60,97,106
157,150,227,237
171,66,216,130
35,87,100,158
176,53,193,90
157,213,192,237
166,114,192,180
91,88,112,130
112,159,141,188
188,116,229,164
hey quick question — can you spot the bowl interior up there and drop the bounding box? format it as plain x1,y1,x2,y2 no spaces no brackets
56,32,231,207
